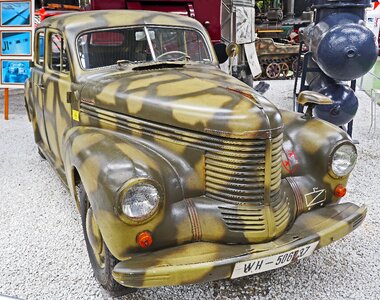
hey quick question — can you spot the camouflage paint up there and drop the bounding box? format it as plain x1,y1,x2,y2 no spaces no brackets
24,10,366,289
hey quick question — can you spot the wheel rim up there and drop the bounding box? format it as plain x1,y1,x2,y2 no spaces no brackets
86,207,106,268
266,63,281,79
279,62,289,78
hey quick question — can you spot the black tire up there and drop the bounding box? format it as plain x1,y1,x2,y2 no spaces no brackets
38,147,46,160
79,183,134,296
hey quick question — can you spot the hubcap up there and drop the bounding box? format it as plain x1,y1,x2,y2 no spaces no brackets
266,63,281,79
86,207,105,268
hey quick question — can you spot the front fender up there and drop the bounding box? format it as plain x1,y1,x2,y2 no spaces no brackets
62,126,185,259
280,109,353,207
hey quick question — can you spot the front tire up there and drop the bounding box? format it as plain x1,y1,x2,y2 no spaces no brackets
38,147,46,159
79,183,134,296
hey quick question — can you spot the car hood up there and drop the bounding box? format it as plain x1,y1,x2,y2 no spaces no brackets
80,65,283,139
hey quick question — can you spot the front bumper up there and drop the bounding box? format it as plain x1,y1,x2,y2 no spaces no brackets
112,203,366,288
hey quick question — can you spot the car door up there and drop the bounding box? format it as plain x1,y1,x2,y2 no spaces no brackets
41,29,73,171
31,28,51,151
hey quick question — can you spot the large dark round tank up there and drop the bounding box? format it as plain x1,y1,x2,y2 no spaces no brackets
307,68,359,126
310,14,378,80
314,84,359,126
303,0,378,81
300,0,378,129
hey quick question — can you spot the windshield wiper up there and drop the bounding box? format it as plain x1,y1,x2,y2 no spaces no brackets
132,61,186,71
163,56,190,62
116,59,142,68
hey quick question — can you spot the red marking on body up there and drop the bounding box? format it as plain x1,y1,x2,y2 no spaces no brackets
282,150,299,174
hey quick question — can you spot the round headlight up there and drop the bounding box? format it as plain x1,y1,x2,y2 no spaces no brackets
117,179,161,222
330,143,357,177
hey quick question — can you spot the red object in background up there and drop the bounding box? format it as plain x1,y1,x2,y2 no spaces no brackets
88,0,127,9
90,32,124,45
91,0,223,44
37,0,223,43
35,7,75,23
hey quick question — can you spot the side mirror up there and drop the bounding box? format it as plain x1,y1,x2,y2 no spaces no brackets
297,90,333,118
226,43,240,57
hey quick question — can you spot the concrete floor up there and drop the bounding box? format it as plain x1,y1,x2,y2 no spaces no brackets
0,81,379,300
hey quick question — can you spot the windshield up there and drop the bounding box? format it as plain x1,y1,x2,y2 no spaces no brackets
77,26,212,69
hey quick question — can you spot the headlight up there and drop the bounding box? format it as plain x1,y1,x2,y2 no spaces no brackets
330,142,357,177
117,179,162,223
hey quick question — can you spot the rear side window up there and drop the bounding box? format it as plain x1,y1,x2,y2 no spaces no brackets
50,32,70,73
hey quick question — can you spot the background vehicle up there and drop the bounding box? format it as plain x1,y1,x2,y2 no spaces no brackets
34,0,313,84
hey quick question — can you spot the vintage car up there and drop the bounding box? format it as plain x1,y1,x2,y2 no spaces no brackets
25,10,366,296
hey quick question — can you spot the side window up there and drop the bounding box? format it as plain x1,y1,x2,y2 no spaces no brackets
49,33,70,73
35,31,45,67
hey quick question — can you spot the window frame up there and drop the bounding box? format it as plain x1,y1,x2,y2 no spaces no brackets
47,29,70,75
34,28,46,69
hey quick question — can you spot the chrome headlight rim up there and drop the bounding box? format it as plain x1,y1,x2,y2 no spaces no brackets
328,141,357,179
115,178,163,225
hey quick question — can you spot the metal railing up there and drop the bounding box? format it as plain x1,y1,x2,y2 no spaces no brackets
359,59,380,133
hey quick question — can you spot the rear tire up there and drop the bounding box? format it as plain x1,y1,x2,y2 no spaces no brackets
78,183,135,296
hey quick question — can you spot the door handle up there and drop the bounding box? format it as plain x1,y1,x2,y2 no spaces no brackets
37,83,45,90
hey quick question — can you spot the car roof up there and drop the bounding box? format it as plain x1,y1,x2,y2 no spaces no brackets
38,9,207,36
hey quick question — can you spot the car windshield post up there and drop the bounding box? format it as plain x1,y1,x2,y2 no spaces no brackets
144,26,157,61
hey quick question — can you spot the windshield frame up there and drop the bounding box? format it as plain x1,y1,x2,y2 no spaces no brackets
75,25,214,71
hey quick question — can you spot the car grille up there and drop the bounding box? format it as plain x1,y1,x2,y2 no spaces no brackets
205,133,283,204
206,133,289,235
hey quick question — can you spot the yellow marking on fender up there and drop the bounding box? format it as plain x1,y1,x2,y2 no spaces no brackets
72,110,80,121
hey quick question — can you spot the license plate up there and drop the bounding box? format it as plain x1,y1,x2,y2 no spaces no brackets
231,241,319,279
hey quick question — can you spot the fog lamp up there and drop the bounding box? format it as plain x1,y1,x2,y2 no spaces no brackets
334,184,347,198
136,231,153,248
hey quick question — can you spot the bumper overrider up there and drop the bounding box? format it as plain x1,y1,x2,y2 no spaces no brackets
113,202,366,288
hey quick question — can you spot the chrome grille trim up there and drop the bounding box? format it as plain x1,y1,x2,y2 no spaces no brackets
80,104,281,151
214,133,289,233
205,134,283,204
219,205,266,232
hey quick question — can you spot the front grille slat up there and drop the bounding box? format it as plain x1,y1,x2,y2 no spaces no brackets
206,154,266,165
206,183,265,196
206,165,266,177
228,226,266,232
205,171,266,183
208,190,264,202
206,160,265,171
207,177,265,189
